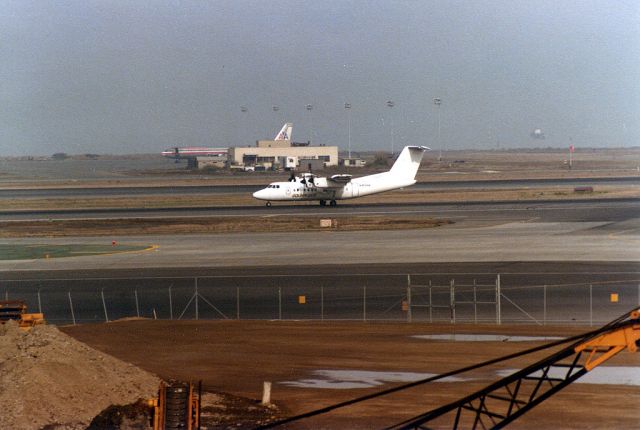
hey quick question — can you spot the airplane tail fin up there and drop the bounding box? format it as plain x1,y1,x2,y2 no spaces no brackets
275,123,293,141
389,146,430,182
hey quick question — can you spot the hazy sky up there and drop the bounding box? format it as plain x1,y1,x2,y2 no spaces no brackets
1,0,638,156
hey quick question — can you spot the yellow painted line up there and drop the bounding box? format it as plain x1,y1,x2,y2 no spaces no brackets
608,226,640,244
63,244,159,259
95,244,159,258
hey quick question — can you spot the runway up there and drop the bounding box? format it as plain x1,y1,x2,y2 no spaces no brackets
2,196,639,221
1,177,638,198
1,199,638,269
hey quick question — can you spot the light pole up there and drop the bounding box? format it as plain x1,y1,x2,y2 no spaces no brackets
386,100,395,155
345,102,352,158
239,106,248,146
306,104,313,144
433,98,442,161
272,106,280,134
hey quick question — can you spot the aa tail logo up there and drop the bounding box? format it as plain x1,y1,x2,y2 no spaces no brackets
274,123,293,141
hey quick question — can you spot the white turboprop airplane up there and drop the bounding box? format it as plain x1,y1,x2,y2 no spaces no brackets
253,145,429,206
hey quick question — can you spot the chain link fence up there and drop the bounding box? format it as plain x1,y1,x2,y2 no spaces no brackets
1,274,638,326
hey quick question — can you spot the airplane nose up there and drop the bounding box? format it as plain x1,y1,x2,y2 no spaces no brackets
253,189,266,200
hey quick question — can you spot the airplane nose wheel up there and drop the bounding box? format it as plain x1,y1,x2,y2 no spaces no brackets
329,200,337,207
266,201,272,207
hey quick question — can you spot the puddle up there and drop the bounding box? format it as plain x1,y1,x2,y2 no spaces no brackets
412,334,564,342
281,369,471,389
497,366,640,386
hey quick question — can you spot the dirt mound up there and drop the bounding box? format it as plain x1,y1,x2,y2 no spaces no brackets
0,321,159,429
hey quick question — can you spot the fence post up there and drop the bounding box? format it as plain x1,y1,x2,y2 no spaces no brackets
589,284,593,326
473,279,477,324
320,286,324,322
134,289,140,318
278,287,282,320
195,278,199,320
406,275,412,323
169,285,173,320
496,274,501,325
543,285,547,325
450,279,455,324
236,287,240,320
101,289,109,322
68,291,76,325
363,286,367,321
428,280,432,323
37,289,42,314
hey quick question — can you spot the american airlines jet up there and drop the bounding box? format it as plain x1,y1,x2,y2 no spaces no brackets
253,146,429,206
274,123,293,141
162,122,293,160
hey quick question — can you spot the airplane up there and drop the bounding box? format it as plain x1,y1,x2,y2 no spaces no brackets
274,122,293,141
161,123,293,161
161,146,228,160
253,145,429,206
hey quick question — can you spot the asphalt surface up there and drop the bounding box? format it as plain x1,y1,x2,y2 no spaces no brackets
1,177,639,198
1,197,639,220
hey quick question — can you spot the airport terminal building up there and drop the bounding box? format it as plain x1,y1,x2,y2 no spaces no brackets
228,139,338,170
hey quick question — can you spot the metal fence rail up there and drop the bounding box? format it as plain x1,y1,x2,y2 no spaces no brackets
1,274,638,326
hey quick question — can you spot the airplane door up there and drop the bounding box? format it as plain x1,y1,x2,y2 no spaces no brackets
353,183,359,197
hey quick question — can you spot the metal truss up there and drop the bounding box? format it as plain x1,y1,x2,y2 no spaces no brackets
388,315,639,430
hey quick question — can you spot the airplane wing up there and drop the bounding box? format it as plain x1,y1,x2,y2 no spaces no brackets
329,174,352,183
312,174,352,189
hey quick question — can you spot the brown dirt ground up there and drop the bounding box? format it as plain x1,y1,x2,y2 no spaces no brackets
0,216,450,238
62,320,640,429
0,321,159,429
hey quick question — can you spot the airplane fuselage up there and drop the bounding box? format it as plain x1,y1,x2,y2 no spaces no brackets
253,172,416,202
161,147,228,159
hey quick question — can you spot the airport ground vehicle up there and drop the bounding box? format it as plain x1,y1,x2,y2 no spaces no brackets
0,300,45,330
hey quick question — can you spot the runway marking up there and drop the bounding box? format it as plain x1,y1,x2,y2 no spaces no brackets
607,226,640,244
0,243,156,261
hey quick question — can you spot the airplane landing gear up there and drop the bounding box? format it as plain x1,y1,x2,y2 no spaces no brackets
329,200,337,207
266,201,272,207
319,200,326,206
